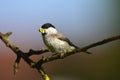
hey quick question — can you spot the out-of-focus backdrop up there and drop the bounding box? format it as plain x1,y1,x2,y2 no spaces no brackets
0,0,120,80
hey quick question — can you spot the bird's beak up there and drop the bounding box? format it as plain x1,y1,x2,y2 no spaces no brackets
38,28,45,34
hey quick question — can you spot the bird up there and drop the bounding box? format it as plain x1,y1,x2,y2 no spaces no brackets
38,23,79,57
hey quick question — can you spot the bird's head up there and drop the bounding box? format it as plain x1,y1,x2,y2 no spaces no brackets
38,23,58,35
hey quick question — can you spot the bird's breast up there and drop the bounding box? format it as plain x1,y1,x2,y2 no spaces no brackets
43,35,75,54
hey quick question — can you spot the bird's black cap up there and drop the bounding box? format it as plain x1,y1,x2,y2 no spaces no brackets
41,23,55,29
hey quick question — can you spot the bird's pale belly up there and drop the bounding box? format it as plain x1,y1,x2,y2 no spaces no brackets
44,37,75,54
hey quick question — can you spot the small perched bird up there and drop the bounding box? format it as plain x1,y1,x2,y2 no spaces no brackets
38,23,79,57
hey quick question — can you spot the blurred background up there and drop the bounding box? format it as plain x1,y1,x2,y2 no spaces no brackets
0,0,120,80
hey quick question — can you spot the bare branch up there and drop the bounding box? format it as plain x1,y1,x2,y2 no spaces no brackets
26,49,49,57
34,35,120,66
0,31,120,80
0,32,50,80
81,35,120,51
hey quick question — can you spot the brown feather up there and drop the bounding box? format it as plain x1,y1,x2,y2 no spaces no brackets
51,33,79,49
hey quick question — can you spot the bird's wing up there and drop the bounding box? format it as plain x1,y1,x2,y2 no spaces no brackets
56,33,79,48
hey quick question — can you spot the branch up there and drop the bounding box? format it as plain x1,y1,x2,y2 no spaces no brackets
81,35,120,51
0,32,50,80
0,32,120,80
34,35,120,66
